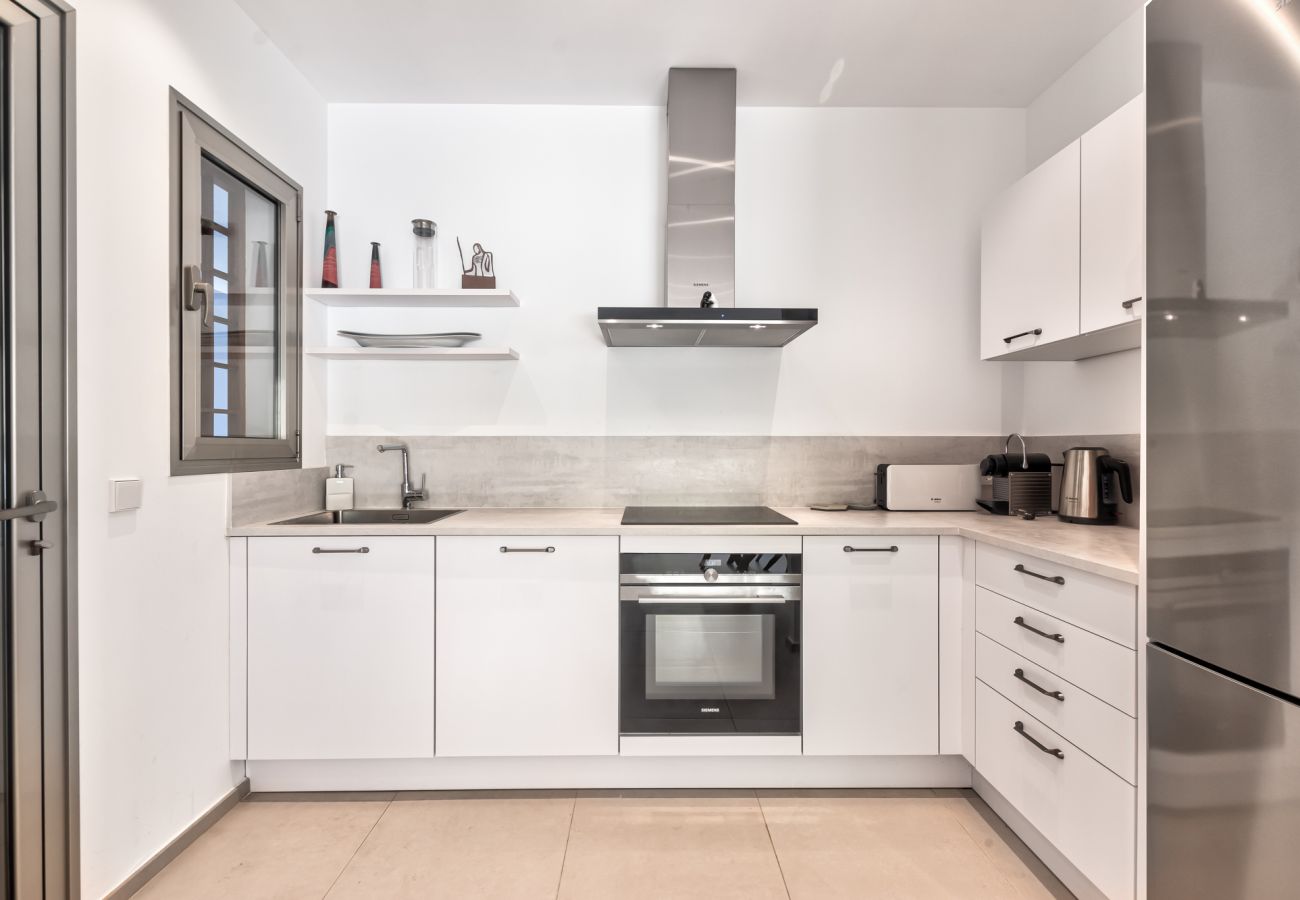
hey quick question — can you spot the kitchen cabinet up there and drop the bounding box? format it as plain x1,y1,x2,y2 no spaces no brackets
802,535,939,756
247,536,436,760
981,97,1144,361
980,140,1082,361
1081,94,1145,334
435,536,619,757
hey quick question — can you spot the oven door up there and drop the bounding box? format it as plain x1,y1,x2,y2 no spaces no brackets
619,585,801,735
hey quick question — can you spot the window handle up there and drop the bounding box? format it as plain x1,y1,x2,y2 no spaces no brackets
184,263,212,328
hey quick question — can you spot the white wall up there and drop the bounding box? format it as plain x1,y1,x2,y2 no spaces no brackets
1002,8,1145,437
75,1,325,896
324,104,1025,436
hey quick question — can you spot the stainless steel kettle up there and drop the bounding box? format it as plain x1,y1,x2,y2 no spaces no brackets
1058,447,1133,525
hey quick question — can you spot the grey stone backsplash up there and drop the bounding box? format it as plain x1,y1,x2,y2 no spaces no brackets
231,435,1140,528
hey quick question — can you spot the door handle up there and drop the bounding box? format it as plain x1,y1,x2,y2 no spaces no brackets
843,545,899,553
1013,563,1065,585
1014,721,1065,759
1014,668,1065,701
184,264,213,328
312,547,370,554
500,546,556,554
1121,297,1143,309
0,490,59,524
1003,328,1043,344
1013,615,1065,644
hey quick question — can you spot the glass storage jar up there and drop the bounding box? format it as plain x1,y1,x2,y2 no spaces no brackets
411,218,438,288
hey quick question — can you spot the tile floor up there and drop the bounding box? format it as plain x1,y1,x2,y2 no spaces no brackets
133,789,1073,899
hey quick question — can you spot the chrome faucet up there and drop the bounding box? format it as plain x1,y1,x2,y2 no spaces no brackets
376,442,427,509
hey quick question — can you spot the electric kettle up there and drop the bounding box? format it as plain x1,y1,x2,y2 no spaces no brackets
1058,447,1133,525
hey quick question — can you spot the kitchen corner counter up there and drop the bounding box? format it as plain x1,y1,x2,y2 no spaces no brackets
229,507,1139,584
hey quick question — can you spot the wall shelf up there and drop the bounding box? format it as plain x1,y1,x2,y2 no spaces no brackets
306,288,519,308
305,347,519,361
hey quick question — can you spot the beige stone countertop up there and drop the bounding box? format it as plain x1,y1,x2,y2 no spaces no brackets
230,507,1139,584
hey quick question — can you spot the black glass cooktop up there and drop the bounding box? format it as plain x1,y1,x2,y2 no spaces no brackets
621,506,798,526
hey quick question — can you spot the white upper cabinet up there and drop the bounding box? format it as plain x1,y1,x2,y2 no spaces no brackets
802,536,940,756
435,536,619,757
1081,94,1145,334
980,141,1082,361
981,97,1144,361
247,536,436,760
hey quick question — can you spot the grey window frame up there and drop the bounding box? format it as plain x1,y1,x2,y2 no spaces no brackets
169,89,302,475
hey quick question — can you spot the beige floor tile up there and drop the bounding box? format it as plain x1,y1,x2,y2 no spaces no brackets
325,796,573,900
558,796,788,900
134,799,390,900
938,793,1072,900
760,795,1037,900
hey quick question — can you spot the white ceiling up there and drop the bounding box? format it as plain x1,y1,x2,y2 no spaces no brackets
233,0,1144,107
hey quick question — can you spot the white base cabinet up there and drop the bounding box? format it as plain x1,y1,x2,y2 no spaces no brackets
435,536,619,757
247,536,436,760
802,536,939,756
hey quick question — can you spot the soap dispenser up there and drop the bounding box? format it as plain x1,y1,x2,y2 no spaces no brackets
325,464,355,512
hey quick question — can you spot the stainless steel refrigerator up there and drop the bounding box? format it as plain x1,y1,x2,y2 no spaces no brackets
1147,1,1300,897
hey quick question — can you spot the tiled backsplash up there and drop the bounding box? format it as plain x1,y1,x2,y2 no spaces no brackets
232,434,1140,527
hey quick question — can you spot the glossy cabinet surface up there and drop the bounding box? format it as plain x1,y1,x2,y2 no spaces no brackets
803,536,940,756
435,536,619,757
980,140,1082,360
247,536,436,760
1081,94,1145,334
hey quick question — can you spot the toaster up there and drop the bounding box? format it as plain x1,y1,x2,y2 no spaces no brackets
874,464,980,511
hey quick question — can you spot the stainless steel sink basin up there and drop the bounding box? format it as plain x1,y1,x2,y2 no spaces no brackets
273,509,463,526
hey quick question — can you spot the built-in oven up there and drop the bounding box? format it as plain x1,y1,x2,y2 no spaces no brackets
619,550,801,735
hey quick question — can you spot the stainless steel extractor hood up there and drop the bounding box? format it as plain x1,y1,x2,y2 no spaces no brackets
598,68,818,348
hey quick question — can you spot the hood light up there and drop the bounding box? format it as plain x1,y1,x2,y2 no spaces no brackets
749,324,767,330
646,323,664,329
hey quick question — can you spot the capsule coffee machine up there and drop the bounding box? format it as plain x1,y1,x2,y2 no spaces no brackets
977,434,1054,517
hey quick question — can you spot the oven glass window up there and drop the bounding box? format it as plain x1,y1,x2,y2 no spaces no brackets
645,613,776,700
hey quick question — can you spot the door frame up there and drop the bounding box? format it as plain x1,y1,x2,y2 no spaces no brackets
1,0,76,896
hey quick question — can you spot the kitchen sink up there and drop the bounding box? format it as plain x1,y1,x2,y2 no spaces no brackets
273,509,463,525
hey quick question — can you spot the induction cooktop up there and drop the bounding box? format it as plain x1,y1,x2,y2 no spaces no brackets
620,506,798,526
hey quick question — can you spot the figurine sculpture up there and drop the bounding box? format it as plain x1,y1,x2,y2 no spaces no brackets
457,237,496,289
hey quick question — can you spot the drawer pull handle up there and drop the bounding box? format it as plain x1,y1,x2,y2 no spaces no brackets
1013,564,1065,585
1003,328,1043,344
312,547,370,555
1014,668,1065,702
500,546,556,554
843,545,899,553
1014,721,1065,759
1014,615,1065,644
1121,297,1143,309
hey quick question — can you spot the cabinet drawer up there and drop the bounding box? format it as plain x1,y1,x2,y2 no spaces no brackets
976,681,1135,900
803,536,939,756
976,588,1135,716
977,634,1135,784
975,542,1135,648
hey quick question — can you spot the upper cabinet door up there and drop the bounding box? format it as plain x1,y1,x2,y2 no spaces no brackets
1081,95,1145,334
980,141,1082,360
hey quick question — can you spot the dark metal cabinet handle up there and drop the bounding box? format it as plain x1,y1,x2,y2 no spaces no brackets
1014,721,1065,759
1014,563,1065,585
1003,328,1043,344
313,547,370,554
843,545,899,553
1014,668,1065,701
1121,297,1143,309
1014,615,1065,644
500,546,556,554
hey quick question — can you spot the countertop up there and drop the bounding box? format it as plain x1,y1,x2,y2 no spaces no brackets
230,508,1139,584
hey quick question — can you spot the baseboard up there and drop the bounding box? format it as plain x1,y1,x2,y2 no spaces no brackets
973,771,1110,900
103,777,250,900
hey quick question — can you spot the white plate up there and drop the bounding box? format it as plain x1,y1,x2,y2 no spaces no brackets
337,330,482,348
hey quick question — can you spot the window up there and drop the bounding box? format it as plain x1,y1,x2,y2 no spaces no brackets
171,90,302,474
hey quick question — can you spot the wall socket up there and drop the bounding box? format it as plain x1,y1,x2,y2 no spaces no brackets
109,478,143,513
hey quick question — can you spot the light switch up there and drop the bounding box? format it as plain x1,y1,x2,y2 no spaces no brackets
110,478,143,512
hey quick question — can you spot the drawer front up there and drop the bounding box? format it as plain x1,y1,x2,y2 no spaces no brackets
975,543,1135,648
976,633,1135,784
976,682,1136,900
977,588,1135,716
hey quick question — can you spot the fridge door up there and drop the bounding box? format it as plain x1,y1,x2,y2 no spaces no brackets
1146,0,1300,698
1149,645,1300,899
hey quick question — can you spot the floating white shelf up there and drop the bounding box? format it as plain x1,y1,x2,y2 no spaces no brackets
306,288,519,308
305,347,519,361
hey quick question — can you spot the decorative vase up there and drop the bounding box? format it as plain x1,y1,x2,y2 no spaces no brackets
252,240,270,289
369,241,383,289
321,209,339,288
